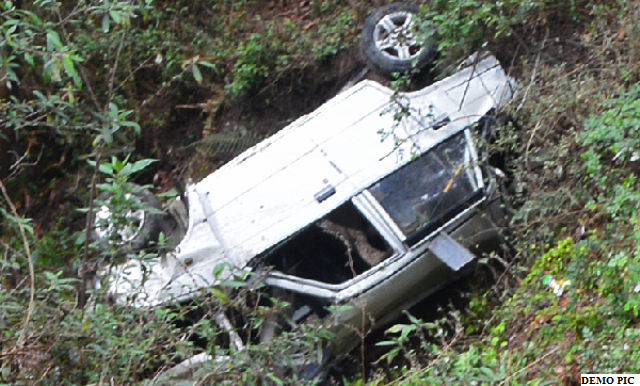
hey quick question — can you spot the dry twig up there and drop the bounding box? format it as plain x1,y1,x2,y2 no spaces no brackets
0,178,35,347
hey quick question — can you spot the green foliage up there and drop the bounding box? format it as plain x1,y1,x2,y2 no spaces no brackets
376,312,435,365
93,103,141,146
375,310,538,385
91,155,155,184
87,156,158,250
313,10,357,59
572,83,640,320
226,31,279,97
224,8,356,97
413,0,594,62
581,84,640,166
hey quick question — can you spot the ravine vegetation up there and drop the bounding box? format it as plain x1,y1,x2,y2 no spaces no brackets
2,0,640,385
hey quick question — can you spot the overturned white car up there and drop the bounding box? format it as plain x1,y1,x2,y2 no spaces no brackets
94,51,516,379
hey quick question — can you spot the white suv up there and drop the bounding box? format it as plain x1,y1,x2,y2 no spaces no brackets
95,51,516,379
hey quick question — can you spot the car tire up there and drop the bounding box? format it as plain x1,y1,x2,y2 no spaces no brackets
91,183,165,255
361,3,437,78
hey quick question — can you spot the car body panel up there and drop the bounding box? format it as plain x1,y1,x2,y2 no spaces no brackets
331,196,506,353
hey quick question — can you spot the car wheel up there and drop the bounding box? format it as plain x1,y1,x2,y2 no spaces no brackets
361,3,437,77
91,183,164,255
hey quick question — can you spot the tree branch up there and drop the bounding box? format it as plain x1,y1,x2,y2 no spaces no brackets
0,178,35,347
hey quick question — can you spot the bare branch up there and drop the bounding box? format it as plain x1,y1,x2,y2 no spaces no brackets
0,178,35,347
107,27,129,105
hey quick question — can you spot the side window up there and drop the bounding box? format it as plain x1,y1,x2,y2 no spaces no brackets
368,131,481,245
261,201,393,284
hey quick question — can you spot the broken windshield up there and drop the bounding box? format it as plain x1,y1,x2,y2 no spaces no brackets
369,131,481,245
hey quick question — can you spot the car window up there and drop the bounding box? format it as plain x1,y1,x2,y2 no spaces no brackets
369,131,481,244
261,201,393,285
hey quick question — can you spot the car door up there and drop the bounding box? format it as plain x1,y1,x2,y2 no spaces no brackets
332,130,486,347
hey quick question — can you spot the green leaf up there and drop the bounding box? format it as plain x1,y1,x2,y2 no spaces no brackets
69,53,84,63
33,90,47,101
212,263,228,278
335,305,353,313
22,222,34,236
138,0,149,18
110,122,121,135
102,14,110,33
120,121,141,135
380,347,401,364
192,64,202,83
209,288,229,304
99,163,114,175
4,23,17,36
386,324,408,334
99,125,113,145
375,340,398,347
43,270,62,282
113,155,127,171
405,312,421,325
108,102,119,116
3,1,13,9
129,159,156,175
46,30,63,50
480,367,498,381
400,325,414,340
157,189,177,198
47,59,62,82
219,279,247,288
62,55,82,88
95,183,116,192
109,10,121,24
75,231,86,246
198,60,217,69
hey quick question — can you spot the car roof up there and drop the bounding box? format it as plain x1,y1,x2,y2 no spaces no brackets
179,52,515,271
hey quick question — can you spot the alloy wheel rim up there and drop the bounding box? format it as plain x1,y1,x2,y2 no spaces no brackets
373,11,424,61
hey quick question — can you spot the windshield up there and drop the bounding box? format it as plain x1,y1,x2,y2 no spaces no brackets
369,131,481,244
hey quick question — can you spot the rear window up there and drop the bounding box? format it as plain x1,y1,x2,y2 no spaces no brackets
369,131,481,243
